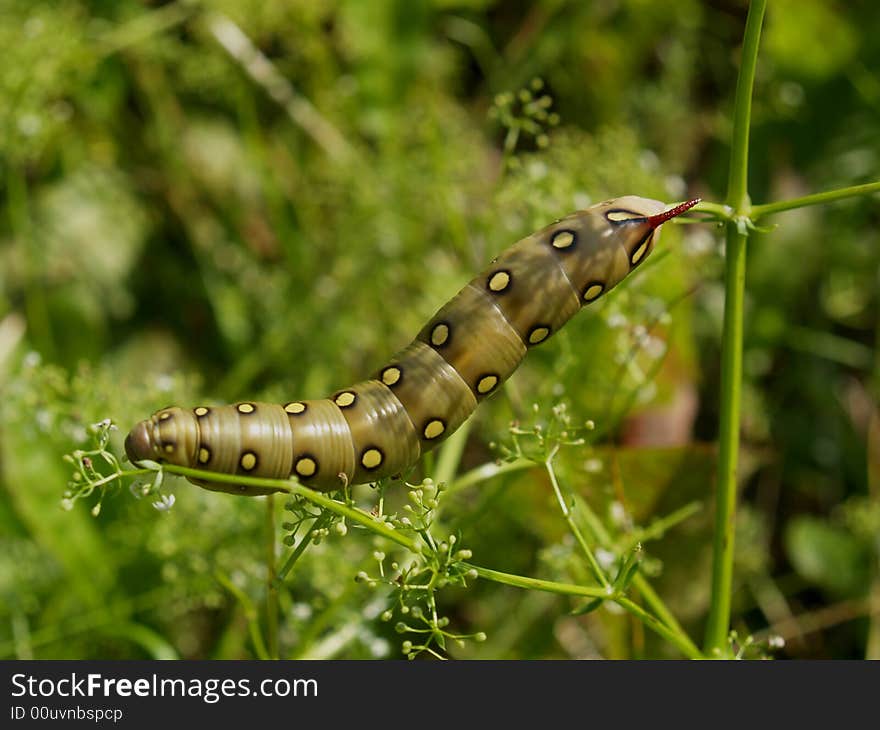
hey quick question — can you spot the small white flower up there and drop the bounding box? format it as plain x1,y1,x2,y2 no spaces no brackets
152,494,175,512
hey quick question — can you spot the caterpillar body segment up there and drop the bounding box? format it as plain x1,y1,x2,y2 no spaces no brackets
125,195,699,495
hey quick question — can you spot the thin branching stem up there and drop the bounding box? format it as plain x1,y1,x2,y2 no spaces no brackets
469,566,701,659
466,564,606,598
203,11,356,163
214,571,269,660
265,494,279,660
444,457,534,495
153,463,700,655
751,181,880,218
615,597,703,660
99,0,195,56
545,458,611,589
568,492,698,653
545,460,702,657
434,418,473,486
275,512,333,583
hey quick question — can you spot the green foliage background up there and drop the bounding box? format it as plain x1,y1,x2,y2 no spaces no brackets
1,0,878,659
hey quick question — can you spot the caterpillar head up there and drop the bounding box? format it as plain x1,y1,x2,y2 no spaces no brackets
125,407,198,467
595,196,701,268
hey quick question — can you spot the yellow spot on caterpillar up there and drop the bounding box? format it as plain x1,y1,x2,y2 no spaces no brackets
335,391,356,408
430,323,449,347
477,375,499,394
528,327,550,345
194,407,209,417
423,420,445,440
198,447,210,464
381,367,401,386
361,448,383,469
583,283,604,302
284,402,306,414
551,230,575,249
237,403,255,414
159,412,172,421
164,444,175,454
240,452,257,471
488,271,511,292
606,209,644,223
630,240,649,266
295,457,317,477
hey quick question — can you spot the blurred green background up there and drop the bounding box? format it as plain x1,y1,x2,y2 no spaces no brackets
0,0,878,659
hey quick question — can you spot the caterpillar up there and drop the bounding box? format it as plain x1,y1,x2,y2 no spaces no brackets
125,195,699,496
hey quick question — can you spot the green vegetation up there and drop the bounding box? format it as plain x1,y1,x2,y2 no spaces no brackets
1,0,878,659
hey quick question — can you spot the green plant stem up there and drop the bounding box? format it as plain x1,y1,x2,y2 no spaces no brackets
214,571,269,660
632,578,689,643
162,464,420,550
99,1,195,56
7,168,54,359
444,457,534,495
545,459,610,589
624,501,702,549
202,11,355,163
469,565,701,659
615,597,703,660
704,148,750,660
784,325,874,369
275,512,333,583
725,0,765,213
704,0,766,657
751,181,880,218
265,494,279,659
691,201,734,221
434,418,472,485
570,493,696,651
153,463,700,655
466,564,606,598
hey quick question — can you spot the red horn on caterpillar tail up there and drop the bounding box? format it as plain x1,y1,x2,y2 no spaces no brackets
646,197,701,228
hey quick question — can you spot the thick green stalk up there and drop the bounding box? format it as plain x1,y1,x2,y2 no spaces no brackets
705,225,749,655
724,0,765,213
704,0,766,656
